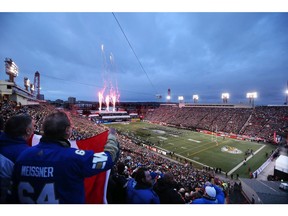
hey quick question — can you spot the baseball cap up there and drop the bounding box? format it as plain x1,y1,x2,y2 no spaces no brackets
205,186,216,198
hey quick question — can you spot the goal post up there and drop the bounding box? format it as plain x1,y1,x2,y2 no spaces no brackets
211,125,218,145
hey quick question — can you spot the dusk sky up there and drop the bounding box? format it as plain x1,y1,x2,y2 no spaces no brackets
0,11,288,105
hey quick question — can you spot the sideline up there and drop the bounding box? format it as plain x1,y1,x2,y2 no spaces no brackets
227,145,266,175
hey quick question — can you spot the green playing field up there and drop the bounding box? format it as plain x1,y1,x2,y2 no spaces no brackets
109,121,277,178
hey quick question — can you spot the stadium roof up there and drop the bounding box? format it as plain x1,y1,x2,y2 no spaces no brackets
240,178,288,204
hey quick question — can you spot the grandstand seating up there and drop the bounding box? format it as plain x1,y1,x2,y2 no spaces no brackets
145,105,288,144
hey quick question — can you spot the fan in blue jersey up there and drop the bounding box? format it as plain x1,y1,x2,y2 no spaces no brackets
126,167,160,204
0,114,34,203
11,110,120,204
190,183,225,204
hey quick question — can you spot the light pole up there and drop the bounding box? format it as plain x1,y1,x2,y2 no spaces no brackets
166,95,171,103
246,92,257,107
167,88,171,103
5,58,19,83
193,94,199,103
221,93,229,104
178,96,184,107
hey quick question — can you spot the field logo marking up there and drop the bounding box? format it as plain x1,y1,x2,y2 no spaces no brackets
221,145,242,154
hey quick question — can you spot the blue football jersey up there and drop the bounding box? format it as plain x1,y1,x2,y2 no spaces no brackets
12,141,115,204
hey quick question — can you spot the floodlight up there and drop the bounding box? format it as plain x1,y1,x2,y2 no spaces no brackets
24,77,30,87
246,92,257,99
166,95,171,100
221,93,229,99
193,95,199,100
5,58,19,82
247,92,257,107
178,96,184,101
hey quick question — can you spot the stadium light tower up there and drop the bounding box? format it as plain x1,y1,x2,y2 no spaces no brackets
178,96,184,107
30,83,34,95
166,95,171,102
193,94,199,103
24,77,30,91
221,93,229,104
34,71,41,99
246,92,257,107
5,58,19,83
167,88,171,103
178,96,184,102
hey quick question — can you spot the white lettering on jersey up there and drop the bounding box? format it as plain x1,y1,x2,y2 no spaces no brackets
21,166,54,178
75,149,85,156
18,182,59,204
92,152,107,169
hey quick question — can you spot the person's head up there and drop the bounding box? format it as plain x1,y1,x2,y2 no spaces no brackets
134,167,153,187
4,114,34,141
42,111,72,140
204,186,216,199
162,172,175,184
117,162,125,174
179,188,186,197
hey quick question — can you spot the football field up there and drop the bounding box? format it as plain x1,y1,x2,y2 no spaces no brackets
109,121,276,178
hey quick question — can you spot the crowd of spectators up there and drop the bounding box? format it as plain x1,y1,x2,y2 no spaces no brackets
0,101,238,203
2,101,287,203
145,105,288,143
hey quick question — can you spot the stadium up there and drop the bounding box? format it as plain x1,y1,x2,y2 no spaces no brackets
1,58,288,204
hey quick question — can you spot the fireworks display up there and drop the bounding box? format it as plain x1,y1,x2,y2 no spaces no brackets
98,44,120,112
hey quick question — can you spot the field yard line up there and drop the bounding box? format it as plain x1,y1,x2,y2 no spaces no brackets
227,145,266,175
184,139,221,152
174,153,207,167
170,134,179,137
188,142,221,156
177,140,225,155
188,138,201,143
158,136,168,140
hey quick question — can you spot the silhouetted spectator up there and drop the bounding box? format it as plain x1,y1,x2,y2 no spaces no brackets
154,172,185,204
107,162,128,204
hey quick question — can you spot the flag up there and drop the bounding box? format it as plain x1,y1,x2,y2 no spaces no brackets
28,131,110,204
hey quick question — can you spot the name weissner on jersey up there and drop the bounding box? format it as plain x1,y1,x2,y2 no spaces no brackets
21,166,54,178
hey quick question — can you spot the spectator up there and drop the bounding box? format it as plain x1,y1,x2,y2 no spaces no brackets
11,110,119,204
0,114,33,203
191,183,225,204
154,172,185,204
126,167,160,204
107,162,128,204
